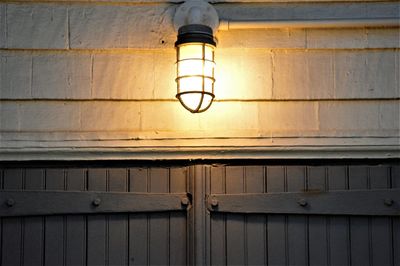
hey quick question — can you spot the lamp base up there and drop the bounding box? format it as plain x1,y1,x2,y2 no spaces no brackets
173,0,219,32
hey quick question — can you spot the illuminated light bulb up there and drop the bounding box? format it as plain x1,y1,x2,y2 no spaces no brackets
175,24,216,113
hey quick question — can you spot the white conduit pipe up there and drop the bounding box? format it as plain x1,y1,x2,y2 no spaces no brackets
218,17,400,30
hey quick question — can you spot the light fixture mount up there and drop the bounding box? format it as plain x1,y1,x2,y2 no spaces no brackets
173,0,219,33
174,1,219,113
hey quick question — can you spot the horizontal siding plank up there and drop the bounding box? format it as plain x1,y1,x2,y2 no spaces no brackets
32,55,92,99
3,101,397,138
318,101,399,133
3,0,398,3
0,53,32,99
3,3,399,49
91,53,174,100
0,51,174,100
306,28,400,49
333,50,399,100
68,5,174,49
5,4,68,49
273,50,399,100
1,50,398,100
218,28,399,49
215,2,400,21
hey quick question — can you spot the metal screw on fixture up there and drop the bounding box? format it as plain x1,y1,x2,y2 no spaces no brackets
297,198,308,207
384,198,394,206
181,197,190,206
6,198,15,207
92,198,101,207
210,197,218,207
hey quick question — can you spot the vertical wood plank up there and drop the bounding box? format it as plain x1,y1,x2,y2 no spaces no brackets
191,165,208,266
65,168,87,266
44,169,65,266
244,166,266,266
0,169,2,266
149,168,169,265
107,168,128,266
169,167,187,266
266,166,286,266
87,168,107,266
307,166,328,266
393,165,400,266
348,166,370,266
129,168,148,266
2,169,23,266
369,166,392,266
210,166,226,266
23,169,45,266
225,166,245,266
327,166,350,266
286,166,308,266
204,166,211,266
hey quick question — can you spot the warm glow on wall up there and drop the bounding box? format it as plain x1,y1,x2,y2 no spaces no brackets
175,25,216,113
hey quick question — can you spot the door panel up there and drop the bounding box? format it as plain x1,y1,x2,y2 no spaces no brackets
206,164,399,266
0,162,398,266
0,166,188,266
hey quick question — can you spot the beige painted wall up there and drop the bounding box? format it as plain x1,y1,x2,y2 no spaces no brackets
0,0,399,159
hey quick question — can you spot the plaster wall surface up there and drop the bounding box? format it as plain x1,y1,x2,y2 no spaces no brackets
0,1,399,160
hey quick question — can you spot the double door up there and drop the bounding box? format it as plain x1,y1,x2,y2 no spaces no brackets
0,162,399,265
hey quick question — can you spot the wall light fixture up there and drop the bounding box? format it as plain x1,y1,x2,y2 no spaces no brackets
174,0,219,113
172,2,398,113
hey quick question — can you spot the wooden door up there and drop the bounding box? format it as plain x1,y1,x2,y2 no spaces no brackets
205,163,400,266
0,166,188,266
1,162,399,266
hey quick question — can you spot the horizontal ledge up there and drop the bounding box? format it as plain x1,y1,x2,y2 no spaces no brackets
0,190,190,217
207,189,400,216
219,17,400,30
1,0,398,3
0,98,399,102
0,0,181,5
0,145,399,160
1,48,399,53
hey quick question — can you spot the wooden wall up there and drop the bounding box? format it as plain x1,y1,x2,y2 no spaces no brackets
0,0,399,160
